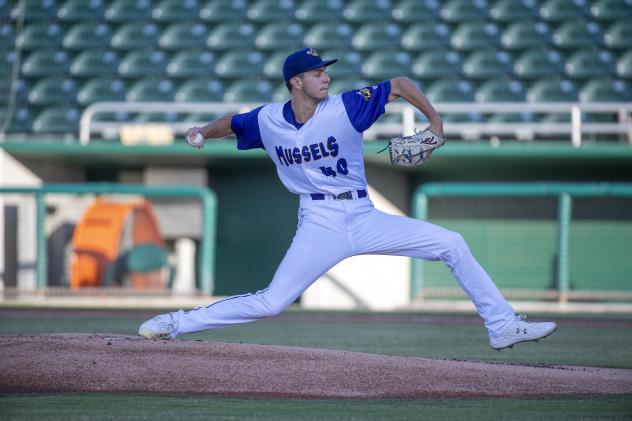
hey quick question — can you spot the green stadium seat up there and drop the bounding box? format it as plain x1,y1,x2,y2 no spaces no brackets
0,78,29,106
223,80,273,103
501,22,551,51
263,51,291,78
295,0,343,23
92,111,131,122
70,50,119,78
214,51,264,78
489,0,537,23
579,79,631,102
255,23,304,51
440,0,488,23
28,77,77,106
552,21,602,50
57,0,105,22
361,51,411,81
152,0,199,22
118,50,167,79
603,20,632,50
0,107,33,133
401,22,451,52
32,107,80,133
21,49,70,79
475,79,526,102
159,23,208,50
272,84,290,102
412,50,462,81
62,23,111,50
590,0,632,21
513,48,563,80
616,50,632,79
328,79,371,95
391,0,440,23
450,22,500,52
487,112,534,123
77,78,127,105
15,23,63,50
206,23,256,50
11,0,58,21
539,0,589,22
352,23,402,51
174,79,224,102
564,49,615,80
342,0,391,23
111,23,159,50
126,79,175,102
199,0,247,22
166,51,215,79
0,24,15,50
526,78,579,102
184,113,221,123
105,0,152,22
247,0,295,23
321,50,362,79
303,22,353,50
135,112,180,122
426,79,475,102
462,49,513,80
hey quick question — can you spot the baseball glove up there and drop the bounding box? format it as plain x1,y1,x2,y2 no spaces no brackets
378,127,446,167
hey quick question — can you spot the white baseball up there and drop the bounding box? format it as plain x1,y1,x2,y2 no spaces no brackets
189,132,204,147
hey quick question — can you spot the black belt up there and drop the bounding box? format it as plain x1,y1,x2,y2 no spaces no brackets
310,189,367,200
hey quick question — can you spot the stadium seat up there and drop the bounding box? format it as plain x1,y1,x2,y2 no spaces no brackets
247,0,295,23
616,50,632,79
104,0,152,22
111,23,159,50
513,48,563,80
126,79,175,102
564,49,615,80
294,0,343,23
159,23,208,50
539,0,589,22
262,51,291,78
342,0,391,23
526,78,579,102
206,23,256,50
489,0,537,23
152,0,199,22
0,78,29,106
361,51,411,81
0,23,14,50
57,0,105,22
450,22,500,52
77,78,127,105
255,22,304,51
401,22,451,52
487,112,534,123
303,22,353,50
552,20,602,50
118,50,167,79
166,51,215,79
70,50,119,78
411,50,462,81
92,111,131,123
199,0,247,22
11,0,58,21
32,107,80,133
214,51,264,79
28,77,77,106
321,50,362,79
579,79,631,102
501,22,551,51
391,0,440,23
327,78,371,95
352,23,402,51
603,20,632,50
174,79,224,102
462,49,513,80
272,84,290,102
590,0,632,21
184,113,221,124
21,49,70,79
0,107,33,133
62,23,111,50
15,23,63,50
223,80,273,103
440,0,488,23
475,79,526,102
426,79,475,102
135,112,180,123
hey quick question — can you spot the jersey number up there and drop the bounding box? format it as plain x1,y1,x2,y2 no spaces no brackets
319,158,348,178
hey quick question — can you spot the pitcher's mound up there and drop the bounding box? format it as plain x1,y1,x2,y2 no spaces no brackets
2,333,631,399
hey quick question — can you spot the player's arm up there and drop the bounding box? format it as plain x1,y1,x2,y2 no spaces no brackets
186,115,234,143
388,77,443,137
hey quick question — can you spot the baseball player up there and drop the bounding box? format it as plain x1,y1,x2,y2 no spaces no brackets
139,48,556,350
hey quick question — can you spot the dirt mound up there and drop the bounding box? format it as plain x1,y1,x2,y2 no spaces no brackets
1,333,631,399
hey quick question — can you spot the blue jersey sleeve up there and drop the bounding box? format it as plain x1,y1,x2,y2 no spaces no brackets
341,80,391,133
230,105,264,150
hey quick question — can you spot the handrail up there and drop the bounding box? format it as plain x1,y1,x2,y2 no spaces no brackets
80,101,632,147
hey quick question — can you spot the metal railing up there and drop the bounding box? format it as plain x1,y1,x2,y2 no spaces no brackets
80,101,632,147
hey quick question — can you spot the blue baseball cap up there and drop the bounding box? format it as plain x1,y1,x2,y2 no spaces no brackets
283,48,337,82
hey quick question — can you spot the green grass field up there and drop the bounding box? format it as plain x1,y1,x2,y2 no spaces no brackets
1,308,631,420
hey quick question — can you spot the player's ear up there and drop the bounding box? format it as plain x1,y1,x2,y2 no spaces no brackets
291,75,303,91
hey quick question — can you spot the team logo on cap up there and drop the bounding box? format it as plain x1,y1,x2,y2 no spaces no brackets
307,48,320,57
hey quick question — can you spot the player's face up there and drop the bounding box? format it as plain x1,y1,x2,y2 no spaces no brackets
301,67,330,101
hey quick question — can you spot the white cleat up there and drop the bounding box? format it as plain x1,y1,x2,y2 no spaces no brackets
489,314,557,351
138,312,176,340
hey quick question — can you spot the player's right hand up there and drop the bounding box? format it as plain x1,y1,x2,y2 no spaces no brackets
185,127,205,149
